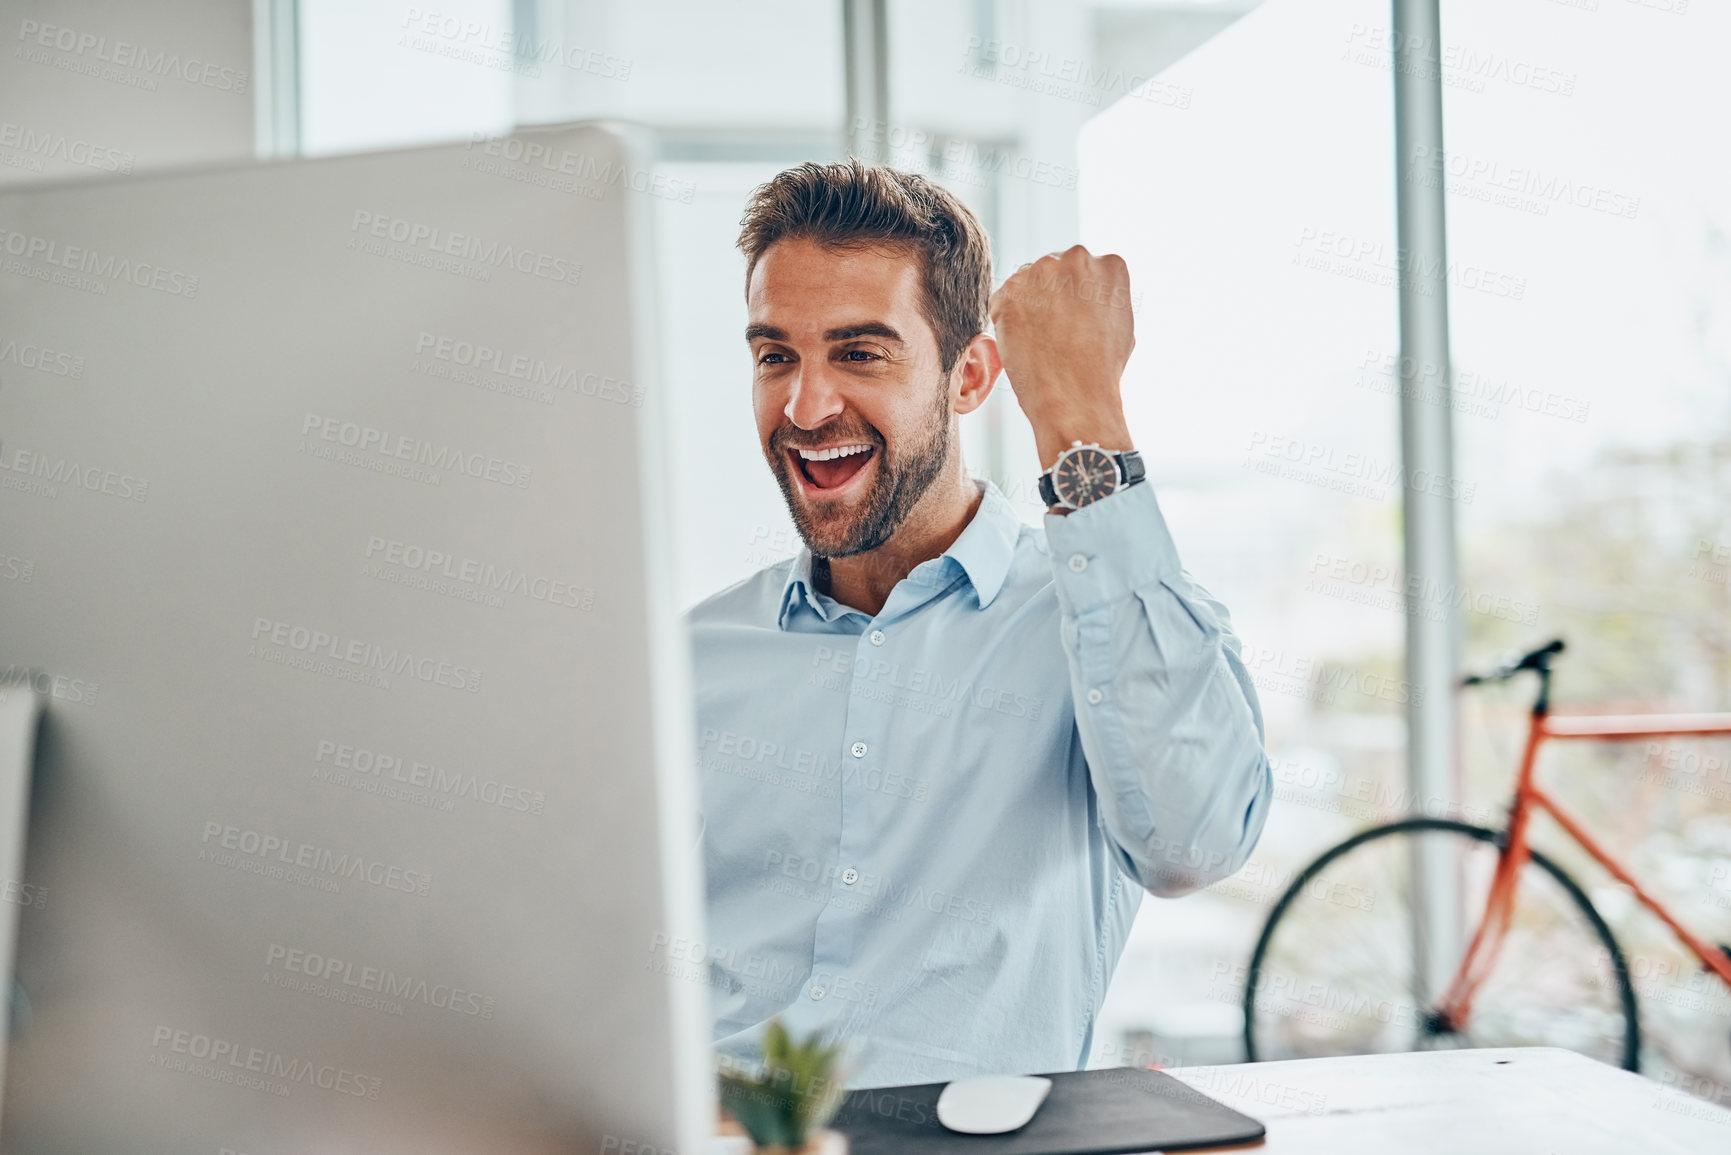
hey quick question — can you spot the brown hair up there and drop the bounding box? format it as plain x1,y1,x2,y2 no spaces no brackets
737,159,993,373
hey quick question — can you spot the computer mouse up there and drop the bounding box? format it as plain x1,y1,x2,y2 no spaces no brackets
935,1074,1054,1134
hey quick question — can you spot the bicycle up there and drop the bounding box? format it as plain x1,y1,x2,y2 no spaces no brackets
1242,639,1731,1071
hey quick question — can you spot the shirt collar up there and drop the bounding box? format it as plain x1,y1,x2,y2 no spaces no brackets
775,480,1022,629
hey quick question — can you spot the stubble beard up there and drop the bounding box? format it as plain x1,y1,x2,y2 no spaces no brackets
767,381,953,560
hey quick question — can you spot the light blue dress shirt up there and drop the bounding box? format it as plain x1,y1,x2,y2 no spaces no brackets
686,478,1272,1089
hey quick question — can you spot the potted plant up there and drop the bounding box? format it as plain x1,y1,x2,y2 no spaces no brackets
717,1019,850,1154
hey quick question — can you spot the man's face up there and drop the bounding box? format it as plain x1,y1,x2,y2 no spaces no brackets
747,237,955,558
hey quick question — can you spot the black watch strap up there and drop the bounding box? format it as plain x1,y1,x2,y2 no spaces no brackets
1116,450,1146,487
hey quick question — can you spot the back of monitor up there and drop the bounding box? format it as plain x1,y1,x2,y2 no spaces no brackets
0,122,711,1154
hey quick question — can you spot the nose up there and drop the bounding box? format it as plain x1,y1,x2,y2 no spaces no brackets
784,362,845,431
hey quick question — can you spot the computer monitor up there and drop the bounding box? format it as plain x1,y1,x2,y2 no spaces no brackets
0,122,713,1154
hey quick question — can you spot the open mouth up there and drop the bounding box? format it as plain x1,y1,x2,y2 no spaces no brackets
789,442,877,496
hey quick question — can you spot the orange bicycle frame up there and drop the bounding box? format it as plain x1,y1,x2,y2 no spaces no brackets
1435,709,1731,1031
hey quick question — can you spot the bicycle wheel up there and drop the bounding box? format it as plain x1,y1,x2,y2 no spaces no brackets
1242,818,1640,1070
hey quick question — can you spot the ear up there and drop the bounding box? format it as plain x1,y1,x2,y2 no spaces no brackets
950,333,1001,417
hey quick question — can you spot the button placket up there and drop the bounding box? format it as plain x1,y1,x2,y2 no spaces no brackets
808,622,889,1018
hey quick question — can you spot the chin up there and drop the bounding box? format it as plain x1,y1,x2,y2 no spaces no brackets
789,504,873,559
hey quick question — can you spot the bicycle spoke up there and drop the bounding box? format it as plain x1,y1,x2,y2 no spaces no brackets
1245,820,1635,1068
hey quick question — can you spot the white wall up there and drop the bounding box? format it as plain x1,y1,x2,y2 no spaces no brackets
0,0,254,185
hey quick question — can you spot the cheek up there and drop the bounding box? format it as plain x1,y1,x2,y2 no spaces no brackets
752,379,784,441
868,391,937,446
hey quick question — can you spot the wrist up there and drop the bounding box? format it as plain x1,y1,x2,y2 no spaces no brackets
1034,420,1135,471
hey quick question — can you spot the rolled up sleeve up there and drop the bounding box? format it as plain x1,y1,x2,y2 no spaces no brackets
1044,481,1273,897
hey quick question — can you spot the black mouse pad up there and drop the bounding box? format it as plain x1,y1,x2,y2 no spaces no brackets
831,1066,1266,1154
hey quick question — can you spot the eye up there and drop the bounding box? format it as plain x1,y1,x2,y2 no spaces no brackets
757,350,791,365
840,349,882,362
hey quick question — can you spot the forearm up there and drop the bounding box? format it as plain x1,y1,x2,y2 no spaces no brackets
1046,482,1273,896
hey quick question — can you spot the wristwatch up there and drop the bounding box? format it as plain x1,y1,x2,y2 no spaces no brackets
1037,441,1146,510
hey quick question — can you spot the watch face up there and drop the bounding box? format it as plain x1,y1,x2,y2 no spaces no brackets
1052,445,1119,506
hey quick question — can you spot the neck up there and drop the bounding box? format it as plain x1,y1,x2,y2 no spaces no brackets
818,462,984,618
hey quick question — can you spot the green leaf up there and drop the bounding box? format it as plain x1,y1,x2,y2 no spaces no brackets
717,1018,848,1148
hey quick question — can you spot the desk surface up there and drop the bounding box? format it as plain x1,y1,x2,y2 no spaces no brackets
1164,1047,1731,1154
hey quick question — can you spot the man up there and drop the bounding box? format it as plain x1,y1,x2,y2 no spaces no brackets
688,159,1271,1090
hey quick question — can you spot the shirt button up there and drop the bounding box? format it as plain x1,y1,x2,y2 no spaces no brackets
1068,554,1088,573
841,867,859,885
809,986,828,1001
868,629,886,646
850,741,868,758
1087,688,1104,705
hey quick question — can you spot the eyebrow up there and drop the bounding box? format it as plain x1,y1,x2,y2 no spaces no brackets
744,322,905,344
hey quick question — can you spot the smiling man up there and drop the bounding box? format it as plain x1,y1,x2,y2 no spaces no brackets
688,160,1272,1089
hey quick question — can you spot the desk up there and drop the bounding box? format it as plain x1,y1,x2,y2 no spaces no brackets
1165,1047,1731,1153
713,1047,1731,1153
